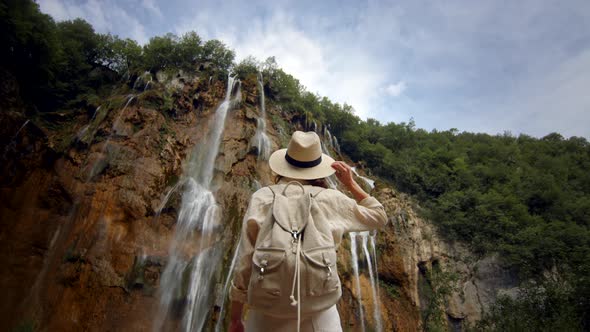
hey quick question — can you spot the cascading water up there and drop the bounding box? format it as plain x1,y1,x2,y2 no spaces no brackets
86,95,135,181
12,119,30,140
144,75,153,91
133,71,152,90
369,231,380,306
112,95,136,136
361,232,383,332
349,230,383,332
320,141,338,189
2,119,30,159
351,167,375,190
154,179,187,220
154,75,241,332
324,128,334,148
333,135,340,154
251,72,271,160
76,106,101,140
213,237,243,332
349,232,366,332
252,179,262,191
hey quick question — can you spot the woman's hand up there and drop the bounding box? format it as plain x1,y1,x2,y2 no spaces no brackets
331,161,369,202
331,161,355,188
229,319,244,332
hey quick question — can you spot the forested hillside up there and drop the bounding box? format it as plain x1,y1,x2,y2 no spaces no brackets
1,0,589,330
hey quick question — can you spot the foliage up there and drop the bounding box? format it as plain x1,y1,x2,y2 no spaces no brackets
200,39,235,72
419,264,458,332
96,33,142,74
379,279,401,299
255,51,590,329
0,0,235,113
233,55,260,80
477,278,581,331
2,1,589,329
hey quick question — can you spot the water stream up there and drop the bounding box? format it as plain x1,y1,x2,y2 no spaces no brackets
349,232,366,332
76,106,101,141
13,119,30,140
111,95,136,136
154,75,241,332
319,137,338,189
2,119,30,160
349,230,384,332
351,167,375,190
333,135,340,154
213,237,243,332
133,71,152,90
369,232,380,307
361,232,383,332
86,95,135,181
251,72,271,160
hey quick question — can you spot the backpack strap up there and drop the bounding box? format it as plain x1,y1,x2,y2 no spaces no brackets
281,181,306,195
269,182,311,238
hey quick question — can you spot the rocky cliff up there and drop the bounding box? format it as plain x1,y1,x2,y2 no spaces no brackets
0,70,517,331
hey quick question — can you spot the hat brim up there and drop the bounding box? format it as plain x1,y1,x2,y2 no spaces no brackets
268,149,336,180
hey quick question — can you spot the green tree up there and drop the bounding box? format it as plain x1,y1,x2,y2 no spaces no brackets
200,39,235,72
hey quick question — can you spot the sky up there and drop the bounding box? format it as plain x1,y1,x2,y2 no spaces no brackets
38,0,590,138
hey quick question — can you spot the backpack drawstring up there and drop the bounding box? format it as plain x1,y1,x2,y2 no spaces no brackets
289,233,302,332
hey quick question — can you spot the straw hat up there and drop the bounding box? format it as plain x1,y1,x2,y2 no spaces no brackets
269,131,336,180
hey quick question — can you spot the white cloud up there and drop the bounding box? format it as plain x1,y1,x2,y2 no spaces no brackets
174,10,389,119
38,0,69,20
384,81,407,97
39,0,590,137
38,0,150,44
141,0,163,19
504,48,590,138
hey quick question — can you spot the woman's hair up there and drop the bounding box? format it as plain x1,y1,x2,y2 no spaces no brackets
274,175,329,189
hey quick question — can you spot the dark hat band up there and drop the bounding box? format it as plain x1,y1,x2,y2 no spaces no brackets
285,153,322,168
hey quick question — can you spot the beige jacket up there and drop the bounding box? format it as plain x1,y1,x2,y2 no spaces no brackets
230,182,388,305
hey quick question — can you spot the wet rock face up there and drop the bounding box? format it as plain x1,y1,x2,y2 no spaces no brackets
373,186,520,329
0,70,510,331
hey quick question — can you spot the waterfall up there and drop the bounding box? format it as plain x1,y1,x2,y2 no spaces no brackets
154,179,187,220
350,231,383,332
13,119,30,139
133,71,152,90
27,225,61,303
369,231,380,307
112,95,136,136
351,167,375,190
251,72,271,160
252,179,262,191
76,106,101,140
349,233,366,332
2,119,30,159
154,75,240,332
213,237,243,332
86,95,135,181
361,232,383,332
333,135,340,154
324,128,334,148
320,141,338,189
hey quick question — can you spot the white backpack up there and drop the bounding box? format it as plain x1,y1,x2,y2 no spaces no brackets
247,181,342,320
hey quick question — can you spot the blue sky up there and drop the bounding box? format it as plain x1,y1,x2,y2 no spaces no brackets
39,0,590,138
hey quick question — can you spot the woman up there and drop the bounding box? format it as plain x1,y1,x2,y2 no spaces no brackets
229,131,388,332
